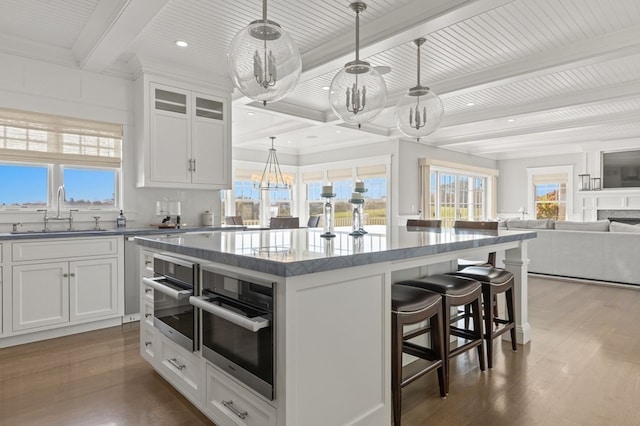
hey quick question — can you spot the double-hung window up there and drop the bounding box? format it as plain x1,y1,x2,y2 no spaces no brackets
527,166,573,221
0,108,121,211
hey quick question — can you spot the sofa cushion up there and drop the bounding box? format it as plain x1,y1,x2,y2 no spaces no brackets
554,220,610,232
506,218,555,229
609,221,640,233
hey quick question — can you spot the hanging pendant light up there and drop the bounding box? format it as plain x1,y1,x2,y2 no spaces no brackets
395,38,443,141
329,2,387,129
228,0,302,106
252,136,292,190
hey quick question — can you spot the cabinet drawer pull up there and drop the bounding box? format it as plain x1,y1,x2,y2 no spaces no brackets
167,358,185,371
192,158,196,172
145,288,152,294
221,400,248,420
145,260,152,266
70,272,76,277
145,341,152,347
63,273,69,278
145,313,152,318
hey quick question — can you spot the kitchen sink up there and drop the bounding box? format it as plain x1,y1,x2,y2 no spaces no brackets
10,229,112,235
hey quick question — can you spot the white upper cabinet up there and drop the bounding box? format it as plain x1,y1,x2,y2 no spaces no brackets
136,76,231,189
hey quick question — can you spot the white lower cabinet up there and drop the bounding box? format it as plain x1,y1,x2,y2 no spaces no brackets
2,237,123,342
155,333,202,403
12,262,69,331
204,364,277,426
141,325,156,363
12,257,118,331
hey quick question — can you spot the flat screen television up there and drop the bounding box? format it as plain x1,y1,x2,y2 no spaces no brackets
602,150,640,188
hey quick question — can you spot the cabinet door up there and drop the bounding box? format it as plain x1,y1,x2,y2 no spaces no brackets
150,85,192,184
12,262,69,331
191,94,229,186
69,258,118,322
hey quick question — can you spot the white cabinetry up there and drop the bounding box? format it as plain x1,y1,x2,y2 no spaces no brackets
1,237,124,347
135,75,231,189
204,364,277,426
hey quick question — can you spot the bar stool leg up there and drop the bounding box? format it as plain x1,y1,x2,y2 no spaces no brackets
391,313,402,426
433,310,446,398
482,285,495,369
472,296,486,372
506,287,517,351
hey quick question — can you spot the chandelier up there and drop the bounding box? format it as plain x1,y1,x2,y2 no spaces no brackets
329,2,387,128
228,0,302,106
253,137,292,190
394,38,443,141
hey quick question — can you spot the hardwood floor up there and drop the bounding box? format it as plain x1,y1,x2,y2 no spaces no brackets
1,275,639,425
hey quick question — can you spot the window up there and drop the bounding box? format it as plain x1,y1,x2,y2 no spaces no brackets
527,166,573,222
307,182,324,218
0,163,48,208
430,170,487,227
63,167,116,208
534,182,566,219
360,176,387,225
0,107,122,211
234,180,260,225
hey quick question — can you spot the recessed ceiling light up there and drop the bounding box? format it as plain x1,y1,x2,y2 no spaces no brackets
321,86,330,91
466,102,474,106
175,40,188,47
247,112,255,116
336,130,342,133
508,119,515,122
287,140,292,144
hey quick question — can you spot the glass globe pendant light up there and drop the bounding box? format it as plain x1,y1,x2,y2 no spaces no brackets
394,38,443,141
228,0,302,106
329,2,387,129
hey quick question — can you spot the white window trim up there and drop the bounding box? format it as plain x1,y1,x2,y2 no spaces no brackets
526,165,574,221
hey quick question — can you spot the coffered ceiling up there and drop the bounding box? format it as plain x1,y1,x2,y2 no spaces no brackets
1,0,640,160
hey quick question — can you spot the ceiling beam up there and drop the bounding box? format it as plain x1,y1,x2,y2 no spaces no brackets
73,0,169,73
300,0,515,83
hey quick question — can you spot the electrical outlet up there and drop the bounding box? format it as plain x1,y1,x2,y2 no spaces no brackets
123,313,141,323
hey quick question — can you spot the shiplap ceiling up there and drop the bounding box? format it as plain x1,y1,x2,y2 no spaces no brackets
1,0,640,159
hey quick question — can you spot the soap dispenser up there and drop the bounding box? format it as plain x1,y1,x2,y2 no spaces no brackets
116,210,126,227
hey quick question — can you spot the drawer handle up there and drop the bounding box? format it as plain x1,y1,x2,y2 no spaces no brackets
145,313,152,318
145,288,152,294
70,272,76,277
63,273,69,278
222,400,248,420
167,358,185,371
145,341,152,347
145,260,152,266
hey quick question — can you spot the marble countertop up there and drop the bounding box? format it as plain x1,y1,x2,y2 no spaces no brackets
134,226,536,277
0,225,244,241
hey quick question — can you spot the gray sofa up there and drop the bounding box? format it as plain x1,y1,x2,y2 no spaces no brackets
502,219,640,285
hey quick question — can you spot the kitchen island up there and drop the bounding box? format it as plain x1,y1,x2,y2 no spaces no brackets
135,226,535,426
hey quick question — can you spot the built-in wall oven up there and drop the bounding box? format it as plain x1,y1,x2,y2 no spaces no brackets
143,254,199,352
190,266,275,400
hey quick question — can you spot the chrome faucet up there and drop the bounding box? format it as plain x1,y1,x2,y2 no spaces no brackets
56,185,65,219
37,209,50,231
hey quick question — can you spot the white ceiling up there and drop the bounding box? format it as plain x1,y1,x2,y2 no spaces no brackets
1,0,640,160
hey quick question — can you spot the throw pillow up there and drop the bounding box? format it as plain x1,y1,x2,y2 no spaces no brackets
554,220,610,232
609,221,640,233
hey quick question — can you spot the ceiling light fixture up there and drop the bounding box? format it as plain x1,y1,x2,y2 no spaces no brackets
228,0,302,106
176,40,188,47
466,102,474,106
394,38,443,141
253,136,292,190
329,2,387,129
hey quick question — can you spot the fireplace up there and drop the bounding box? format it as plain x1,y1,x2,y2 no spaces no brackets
597,209,640,225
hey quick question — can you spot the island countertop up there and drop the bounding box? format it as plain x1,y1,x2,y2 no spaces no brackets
134,226,536,277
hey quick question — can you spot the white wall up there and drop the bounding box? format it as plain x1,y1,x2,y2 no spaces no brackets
0,53,222,231
497,152,584,218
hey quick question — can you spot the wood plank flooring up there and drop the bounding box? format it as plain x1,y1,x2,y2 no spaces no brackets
1,275,639,425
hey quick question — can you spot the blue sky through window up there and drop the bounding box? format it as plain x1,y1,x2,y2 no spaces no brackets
0,164,47,205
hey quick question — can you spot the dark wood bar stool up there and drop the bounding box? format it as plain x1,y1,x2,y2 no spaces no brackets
391,285,446,426
396,275,485,394
406,219,442,228
453,220,499,269
454,266,517,369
